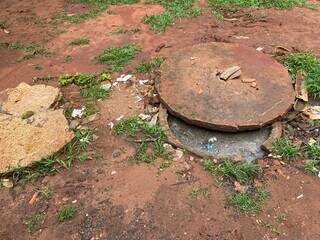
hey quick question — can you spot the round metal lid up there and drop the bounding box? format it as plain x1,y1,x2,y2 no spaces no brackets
156,43,295,132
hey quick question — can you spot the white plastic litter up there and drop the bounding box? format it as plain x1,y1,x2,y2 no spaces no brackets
71,107,85,118
117,74,132,82
139,113,151,121
296,194,304,199
108,122,114,129
116,115,124,121
139,80,149,85
101,83,112,91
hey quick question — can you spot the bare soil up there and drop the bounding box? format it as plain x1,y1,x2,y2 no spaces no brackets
1,1,320,240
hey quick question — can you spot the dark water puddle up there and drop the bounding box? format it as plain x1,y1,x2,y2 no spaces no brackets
168,114,271,162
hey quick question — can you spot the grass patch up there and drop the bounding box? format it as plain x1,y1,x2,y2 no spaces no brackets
38,186,52,199
271,138,299,159
0,20,8,29
1,42,50,59
23,214,45,233
190,187,210,199
110,26,141,34
96,44,140,72
58,73,98,86
6,128,96,183
203,159,260,184
53,0,139,24
136,57,165,73
69,37,90,46
57,206,76,223
304,160,319,175
283,52,320,98
207,0,307,19
80,84,110,101
229,188,268,214
23,43,50,59
143,0,202,32
114,116,171,164
306,141,320,160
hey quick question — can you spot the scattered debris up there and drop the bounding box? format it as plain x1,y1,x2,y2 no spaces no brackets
294,70,308,111
148,113,159,126
0,179,13,188
116,74,132,82
101,83,112,91
155,43,166,52
234,181,246,193
205,137,217,151
139,113,151,121
296,194,304,200
234,36,249,39
29,192,39,205
139,80,149,85
219,66,241,81
71,107,85,118
224,18,238,21
82,113,99,124
69,119,80,129
261,122,282,153
242,78,256,83
303,106,320,120
108,122,114,129
116,115,124,121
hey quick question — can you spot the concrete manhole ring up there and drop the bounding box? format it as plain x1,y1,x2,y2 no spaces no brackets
156,42,295,132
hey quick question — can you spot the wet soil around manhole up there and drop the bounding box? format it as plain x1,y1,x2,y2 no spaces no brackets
1,1,320,239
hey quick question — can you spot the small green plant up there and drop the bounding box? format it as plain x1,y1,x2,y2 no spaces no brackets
190,187,210,199
306,142,320,160
0,20,7,29
80,85,109,101
229,188,268,214
23,214,45,233
114,116,171,165
283,52,320,98
283,52,318,79
114,116,143,137
23,43,50,59
69,37,90,46
143,0,202,32
111,26,128,34
3,42,49,59
271,138,299,159
79,154,89,162
38,186,52,199
96,44,140,72
203,159,260,184
65,55,73,62
207,0,307,19
57,206,76,223
304,160,319,175
136,57,165,73
52,0,139,24
58,73,98,86
11,155,61,182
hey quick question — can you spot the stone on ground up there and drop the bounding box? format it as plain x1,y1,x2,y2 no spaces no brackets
0,83,74,173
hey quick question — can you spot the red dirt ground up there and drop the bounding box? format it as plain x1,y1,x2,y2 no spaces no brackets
1,1,320,239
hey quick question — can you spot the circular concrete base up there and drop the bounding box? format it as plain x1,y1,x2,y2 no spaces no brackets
156,43,295,132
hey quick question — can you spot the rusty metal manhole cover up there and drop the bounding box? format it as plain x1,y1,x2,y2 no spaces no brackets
156,43,295,132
